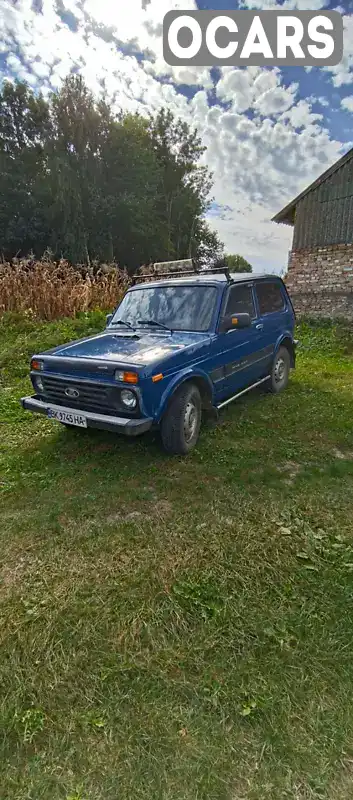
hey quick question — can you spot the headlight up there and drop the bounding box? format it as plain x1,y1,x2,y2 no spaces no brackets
120,389,137,409
35,376,44,392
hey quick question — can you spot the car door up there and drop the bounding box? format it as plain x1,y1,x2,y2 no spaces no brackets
213,281,264,400
254,280,289,366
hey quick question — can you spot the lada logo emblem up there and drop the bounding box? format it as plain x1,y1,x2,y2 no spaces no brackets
65,387,79,399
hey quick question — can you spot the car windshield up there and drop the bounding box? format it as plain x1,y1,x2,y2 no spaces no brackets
110,285,218,332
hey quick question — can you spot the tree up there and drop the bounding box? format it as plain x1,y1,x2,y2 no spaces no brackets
97,113,167,268
0,76,223,268
0,80,52,255
224,254,253,272
48,74,109,264
148,108,220,264
193,219,223,266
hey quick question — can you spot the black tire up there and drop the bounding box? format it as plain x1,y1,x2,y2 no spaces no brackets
160,382,202,455
267,346,291,393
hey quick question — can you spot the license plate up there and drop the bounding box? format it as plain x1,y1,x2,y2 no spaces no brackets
47,408,87,428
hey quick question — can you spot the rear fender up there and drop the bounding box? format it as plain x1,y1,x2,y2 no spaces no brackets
275,333,296,368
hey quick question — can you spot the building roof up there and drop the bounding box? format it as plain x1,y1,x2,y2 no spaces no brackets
272,146,353,226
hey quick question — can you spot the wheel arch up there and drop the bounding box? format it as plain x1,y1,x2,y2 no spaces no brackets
276,335,296,368
157,371,214,422
190,375,214,410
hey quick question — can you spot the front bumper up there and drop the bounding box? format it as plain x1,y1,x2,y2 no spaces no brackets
20,395,153,436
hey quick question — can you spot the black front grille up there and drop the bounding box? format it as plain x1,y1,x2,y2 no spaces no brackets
39,375,131,416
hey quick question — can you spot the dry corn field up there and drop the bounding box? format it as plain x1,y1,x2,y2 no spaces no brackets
0,257,131,320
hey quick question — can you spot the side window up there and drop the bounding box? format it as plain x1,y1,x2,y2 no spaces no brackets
224,284,255,318
256,282,285,315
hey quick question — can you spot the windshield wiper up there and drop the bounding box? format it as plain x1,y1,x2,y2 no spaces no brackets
111,319,135,330
137,319,172,332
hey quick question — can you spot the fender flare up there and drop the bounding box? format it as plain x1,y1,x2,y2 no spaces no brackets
274,332,296,367
156,368,215,422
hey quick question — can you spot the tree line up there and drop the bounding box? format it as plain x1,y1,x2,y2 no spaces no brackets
0,75,226,271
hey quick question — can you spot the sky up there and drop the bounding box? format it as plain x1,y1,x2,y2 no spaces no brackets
1,0,353,273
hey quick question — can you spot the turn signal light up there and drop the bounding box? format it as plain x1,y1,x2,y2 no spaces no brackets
152,373,163,383
31,359,43,371
114,370,138,384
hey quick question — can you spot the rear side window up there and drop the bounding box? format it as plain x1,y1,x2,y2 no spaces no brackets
256,282,285,314
224,284,255,318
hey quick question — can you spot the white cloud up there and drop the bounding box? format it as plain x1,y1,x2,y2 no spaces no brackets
216,66,298,118
84,0,197,59
216,68,259,112
280,99,323,129
185,89,342,268
144,59,213,90
323,13,353,87
308,94,330,108
254,83,298,115
240,0,329,9
341,95,353,112
0,0,349,271
240,2,353,92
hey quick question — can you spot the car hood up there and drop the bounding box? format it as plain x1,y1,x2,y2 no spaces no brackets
47,330,209,367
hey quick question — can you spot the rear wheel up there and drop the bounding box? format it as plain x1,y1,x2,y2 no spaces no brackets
160,382,202,455
267,346,290,393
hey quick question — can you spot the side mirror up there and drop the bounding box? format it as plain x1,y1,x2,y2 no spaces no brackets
106,313,113,326
220,312,251,332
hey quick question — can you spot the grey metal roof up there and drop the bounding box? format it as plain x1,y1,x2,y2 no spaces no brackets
272,146,353,226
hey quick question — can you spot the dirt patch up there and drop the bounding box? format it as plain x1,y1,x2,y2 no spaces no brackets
93,443,114,453
277,461,302,485
326,758,353,800
106,499,174,526
0,553,43,598
106,510,150,525
332,447,353,461
153,500,174,517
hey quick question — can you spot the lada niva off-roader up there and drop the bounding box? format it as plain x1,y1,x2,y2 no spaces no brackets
21,260,297,455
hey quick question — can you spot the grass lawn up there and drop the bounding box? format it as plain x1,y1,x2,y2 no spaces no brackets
1,312,353,800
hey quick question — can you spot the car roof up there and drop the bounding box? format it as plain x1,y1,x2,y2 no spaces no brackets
130,272,281,289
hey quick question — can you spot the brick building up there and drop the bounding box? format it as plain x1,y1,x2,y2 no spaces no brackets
273,148,353,320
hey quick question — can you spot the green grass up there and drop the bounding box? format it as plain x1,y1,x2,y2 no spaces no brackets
1,312,353,800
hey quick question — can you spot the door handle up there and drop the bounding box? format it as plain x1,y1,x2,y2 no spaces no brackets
255,323,264,330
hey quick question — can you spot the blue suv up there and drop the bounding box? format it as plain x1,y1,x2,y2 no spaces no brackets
21,262,297,455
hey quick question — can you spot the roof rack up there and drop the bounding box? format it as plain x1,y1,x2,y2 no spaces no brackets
202,265,232,282
132,259,196,284
131,259,232,284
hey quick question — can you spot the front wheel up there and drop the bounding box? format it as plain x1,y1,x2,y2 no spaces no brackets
160,382,202,455
267,346,291,393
